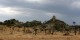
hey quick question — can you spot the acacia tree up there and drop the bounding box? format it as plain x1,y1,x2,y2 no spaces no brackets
44,16,67,35
31,20,42,35
22,20,42,34
4,19,19,34
64,24,70,36
51,16,56,35
73,21,77,35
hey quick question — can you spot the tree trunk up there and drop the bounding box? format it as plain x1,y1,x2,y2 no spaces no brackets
44,29,47,35
10,26,13,34
74,27,77,35
79,28,80,34
24,26,26,33
34,29,38,35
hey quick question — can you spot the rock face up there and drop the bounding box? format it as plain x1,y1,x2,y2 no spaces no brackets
44,16,67,31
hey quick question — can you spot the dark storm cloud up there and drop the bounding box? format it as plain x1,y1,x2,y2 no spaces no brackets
0,0,80,25
0,0,78,16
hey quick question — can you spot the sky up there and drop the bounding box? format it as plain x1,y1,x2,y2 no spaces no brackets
0,0,80,25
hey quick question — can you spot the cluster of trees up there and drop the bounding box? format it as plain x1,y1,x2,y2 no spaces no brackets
23,20,42,27
0,16,68,31
0,19,43,34
0,16,79,35
0,19,42,28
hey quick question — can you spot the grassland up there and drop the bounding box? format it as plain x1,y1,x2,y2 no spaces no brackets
0,33,80,40
0,26,79,40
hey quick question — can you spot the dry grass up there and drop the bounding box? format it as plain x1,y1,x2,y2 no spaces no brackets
0,27,80,40
0,34,80,40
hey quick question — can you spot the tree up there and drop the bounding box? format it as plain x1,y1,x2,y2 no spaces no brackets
22,20,42,34
31,20,42,26
23,20,42,27
31,20,42,35
4,19,19,34
64,24,70,36
45,16,66,31
73,21,77,35
0,22,3,25
4,19,18,26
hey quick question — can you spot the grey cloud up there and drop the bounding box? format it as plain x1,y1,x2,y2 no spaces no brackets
0,0,80,25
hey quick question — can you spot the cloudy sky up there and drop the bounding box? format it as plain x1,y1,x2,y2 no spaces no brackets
0,0,80,25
